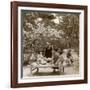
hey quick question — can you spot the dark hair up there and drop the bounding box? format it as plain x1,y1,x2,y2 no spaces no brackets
60,50,63,55
55,49,58,51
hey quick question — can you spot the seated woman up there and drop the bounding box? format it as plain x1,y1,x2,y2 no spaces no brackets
52,49,65,72
37,52,47,65
30,51,37,62
52,49,60,72
52,50,59,64
44,42,53,63
45,42,52,58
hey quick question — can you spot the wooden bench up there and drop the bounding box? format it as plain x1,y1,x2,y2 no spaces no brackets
30,63,64,76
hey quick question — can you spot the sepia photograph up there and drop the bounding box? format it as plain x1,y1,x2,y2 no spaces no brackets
11,1,87,87
21,10,80,78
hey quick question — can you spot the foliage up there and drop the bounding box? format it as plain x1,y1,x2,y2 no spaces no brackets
21,11,79,53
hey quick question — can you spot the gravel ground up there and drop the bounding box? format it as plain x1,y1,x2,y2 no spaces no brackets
23,60,79,77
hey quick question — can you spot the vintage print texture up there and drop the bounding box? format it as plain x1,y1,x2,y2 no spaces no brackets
21,10,80,78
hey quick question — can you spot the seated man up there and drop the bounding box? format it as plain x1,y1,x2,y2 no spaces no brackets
67,49,74,65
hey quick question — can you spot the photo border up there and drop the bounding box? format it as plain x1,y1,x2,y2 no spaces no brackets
11,1,88,88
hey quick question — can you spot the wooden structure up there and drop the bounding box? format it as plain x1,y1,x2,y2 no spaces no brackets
30,62,64,76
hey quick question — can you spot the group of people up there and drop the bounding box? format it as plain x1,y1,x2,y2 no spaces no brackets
30,42,74,71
